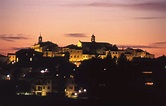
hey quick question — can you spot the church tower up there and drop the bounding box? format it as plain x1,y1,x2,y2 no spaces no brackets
91,34,95,42
38,33,42,43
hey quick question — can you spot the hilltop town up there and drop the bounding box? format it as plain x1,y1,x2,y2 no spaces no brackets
7,34,154,66
0,34,166,106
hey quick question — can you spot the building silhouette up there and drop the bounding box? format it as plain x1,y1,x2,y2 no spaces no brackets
7,34,154,67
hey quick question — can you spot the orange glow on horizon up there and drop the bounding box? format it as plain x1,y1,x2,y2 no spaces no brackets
0,0,165,57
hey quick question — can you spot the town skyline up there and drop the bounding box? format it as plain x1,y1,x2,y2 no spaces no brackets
0,33,165,58
0,0,166,57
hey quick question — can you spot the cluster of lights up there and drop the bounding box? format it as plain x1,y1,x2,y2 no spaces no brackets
145,82,153,86
70,75,74,78
78,89,87,94
40,68,49,73
16,92,33,96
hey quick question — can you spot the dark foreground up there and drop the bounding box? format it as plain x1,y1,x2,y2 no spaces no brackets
0,94,166,106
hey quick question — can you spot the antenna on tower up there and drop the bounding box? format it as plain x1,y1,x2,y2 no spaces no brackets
40,32,41,36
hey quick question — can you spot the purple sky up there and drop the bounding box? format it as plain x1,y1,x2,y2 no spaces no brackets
0,0,166,57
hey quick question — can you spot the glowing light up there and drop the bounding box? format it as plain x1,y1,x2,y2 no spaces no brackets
16,58,19,62
78,90,82,93
145,82,153,86
6,74,10,80
30,57,32,61
45,68,49,72
41,69,49,73
56,74,59,77
83,89,86,92
70,75,74,78
142,71,152,74
41,70,45,73
74,93,77,96
7,75,10,77
25,92,28,95
77,41,82,47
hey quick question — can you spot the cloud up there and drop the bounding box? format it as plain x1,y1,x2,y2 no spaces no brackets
152,42,166,45
67,1,166,12
133,16,166,20
128,1,166,12
117,44,154,49
65,33,87,37
118,42,166,49
151,42,166,48
66,2,122,8
10,47,30,51
0,34,29,42
10,47,23,51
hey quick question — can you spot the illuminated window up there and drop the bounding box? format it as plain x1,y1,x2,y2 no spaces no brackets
70,75,74,78
16,58,19,62
30,58,32,61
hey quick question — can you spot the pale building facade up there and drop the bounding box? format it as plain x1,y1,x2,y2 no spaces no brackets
32,79,52,96
7,53,16,64
31,34,64,58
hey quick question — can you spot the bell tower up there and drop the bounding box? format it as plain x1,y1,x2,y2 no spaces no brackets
91,34,95,42
38,33,42,43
